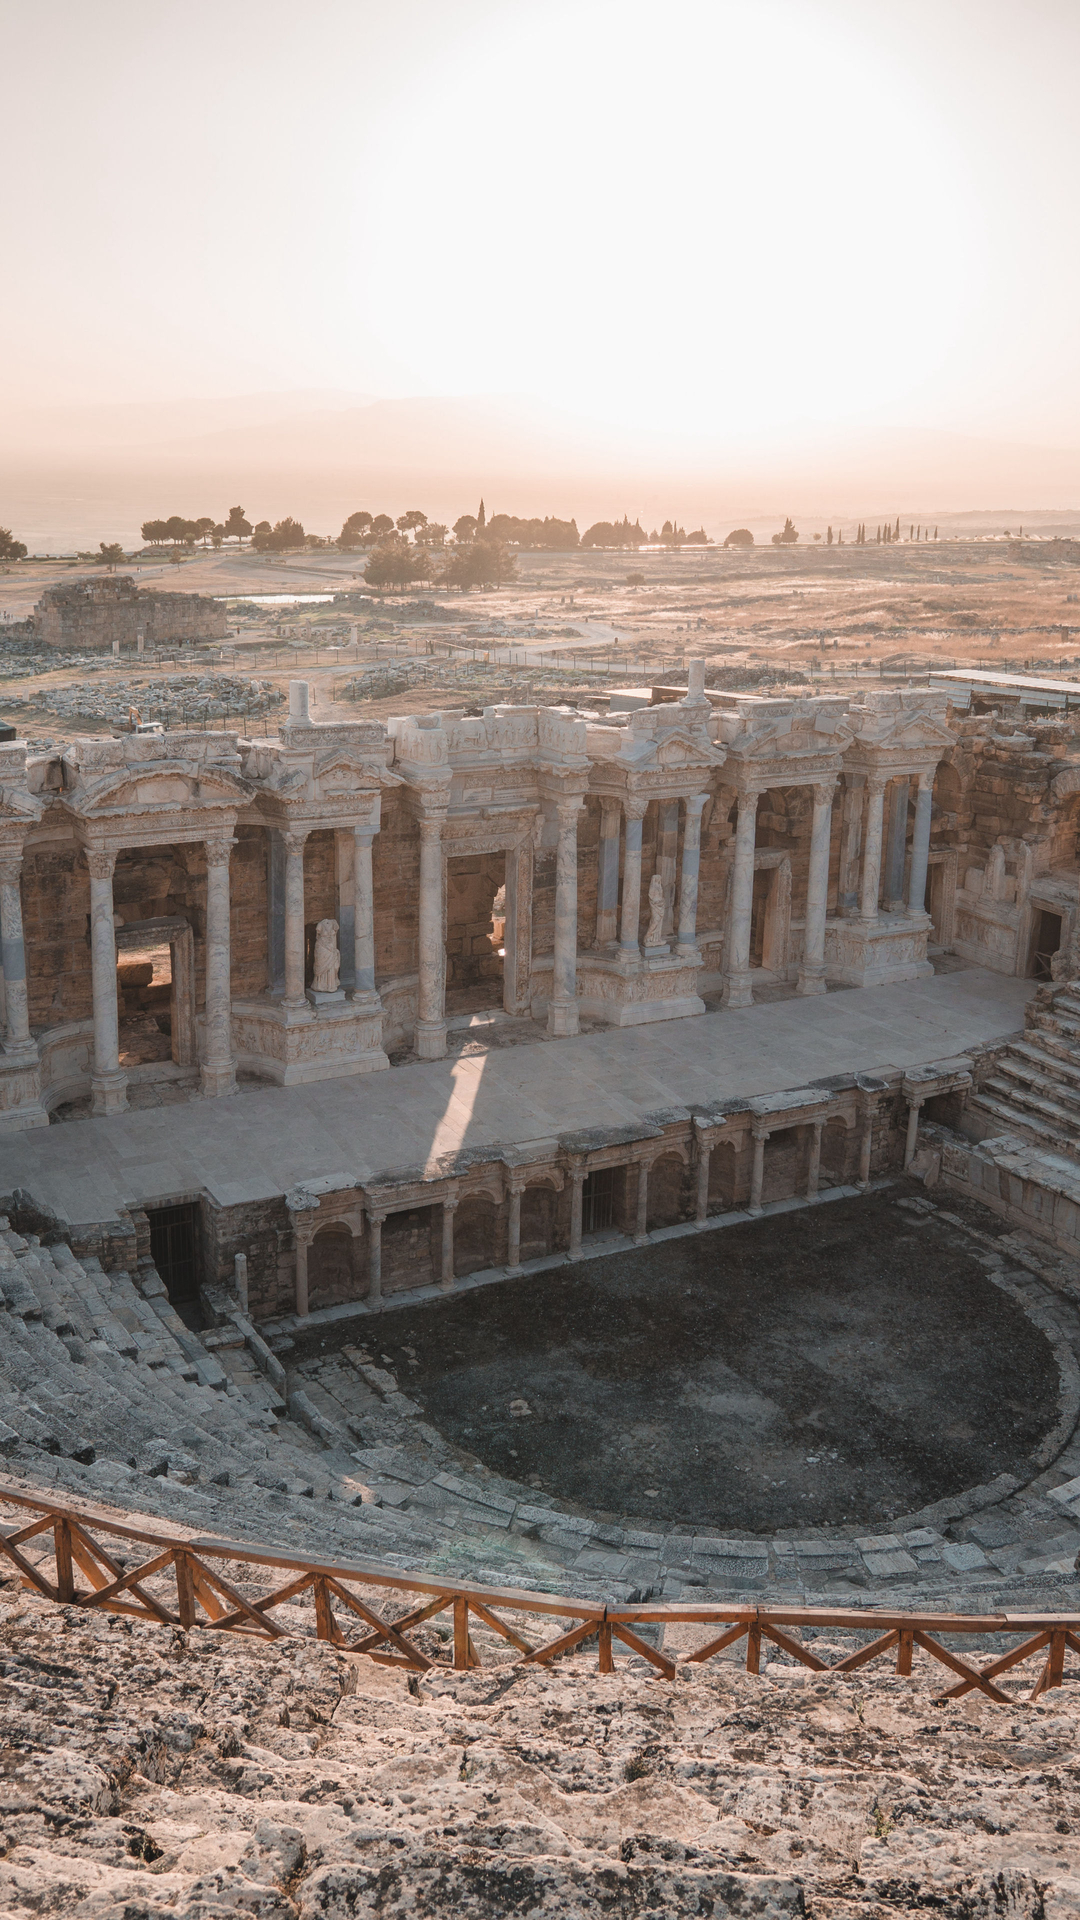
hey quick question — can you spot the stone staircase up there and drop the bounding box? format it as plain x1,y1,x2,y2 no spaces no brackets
966,981,1080,1157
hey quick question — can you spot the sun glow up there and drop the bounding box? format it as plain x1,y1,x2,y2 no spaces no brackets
358,0,978,443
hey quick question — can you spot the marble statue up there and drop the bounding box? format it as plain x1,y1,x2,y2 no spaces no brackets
645,872,666,947
313,919,341,993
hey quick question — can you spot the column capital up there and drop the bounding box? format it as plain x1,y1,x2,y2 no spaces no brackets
283,827,309,855
442,1188,460,1212
204,835,236,868
916,767,935,792
555,795,584,825
506,1170,529,1196
418,810,445,838
751,1119,772,1142
353,821,378,845
685,790,710,818
84,847,116,881
812,779,838,807
623,793,649,822
866,774,888,798
366,1205,388,1227
0,852,23,887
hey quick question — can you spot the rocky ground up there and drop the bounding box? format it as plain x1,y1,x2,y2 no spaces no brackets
1,1580,1078,1919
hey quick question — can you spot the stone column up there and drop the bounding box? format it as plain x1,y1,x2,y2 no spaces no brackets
441,1192,458,1291
749,1123,769,1214
657,799,680,938
201,836,237,1098
233,1252,248,1313
367,1210,385,1309
353,824,377,996
858,1108,876,1188
634,1161,649,1243
904,1095,924,1169
883,778,911,911
568,1165,585,1259
416,812,447,1059
723,787,758,1008
549,797,581,1037
907,772,934,918
838,777,865,917
86,847,127,1115
506,1179,524,1273
334,829,356,995
595,799,622,946
798,781,835,996
0,849,32,1053
807,1119,824,1197
619,797,647,955
695,1140,711,1224
283,829,309,1009
294,1220,312,1318
859,779,887,923
676,794,708,956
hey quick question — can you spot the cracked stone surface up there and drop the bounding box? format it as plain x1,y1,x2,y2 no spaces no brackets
1,1584,1078,1918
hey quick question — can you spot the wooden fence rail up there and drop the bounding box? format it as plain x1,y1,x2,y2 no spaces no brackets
1,1483,1077,1705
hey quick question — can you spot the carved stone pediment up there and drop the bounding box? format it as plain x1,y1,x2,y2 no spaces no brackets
736,714,853,764
312,750,387,795
67,760,252,818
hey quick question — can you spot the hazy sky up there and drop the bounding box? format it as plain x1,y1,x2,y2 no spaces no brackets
3,0,1079,452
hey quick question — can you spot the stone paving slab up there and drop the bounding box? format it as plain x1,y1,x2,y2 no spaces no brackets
0,968,1034,1224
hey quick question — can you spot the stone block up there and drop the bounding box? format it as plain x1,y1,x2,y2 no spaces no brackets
861,1548,918,1579
941,1542,990,1572
1047,1473,1080,1506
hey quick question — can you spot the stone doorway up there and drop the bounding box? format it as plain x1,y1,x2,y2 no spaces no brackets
115,918,196,1069
445,852,505,1016
1029,908,1063,980
147,1200,200,1309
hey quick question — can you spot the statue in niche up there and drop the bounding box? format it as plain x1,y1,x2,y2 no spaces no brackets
645,872,666,947
312,919,341,993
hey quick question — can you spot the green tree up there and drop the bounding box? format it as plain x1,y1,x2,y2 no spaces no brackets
476,498,486,530
363,537,431,589
211,524,225,549
0,527,28,561
415,521,448,547
453,514,478,543
771,517,799,545
98,542,124,569
140,519,168,546
194,517,215,546
723,528,754,547
338,511,374,549
396,510,428,535
371,513,395,538
442,537,516,590
225,505,252,546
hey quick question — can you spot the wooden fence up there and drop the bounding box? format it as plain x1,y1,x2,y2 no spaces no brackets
1,1483,1077,1705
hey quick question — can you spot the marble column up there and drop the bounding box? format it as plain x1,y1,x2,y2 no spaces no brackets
883,778,911,911
807,1119,824,1197
366,1210,384,1309
907,772,934,918
837,777,865,917
657,800,680,938
634,1161,649,1243
859,779,887,923
334,829,356,994
441,1193,457,1291
568,1167,585,1259
0,850,32,1053
294,1222,311,1318
506,1180,524,1273
749,1124,768,1214
86,847,127,1115
619,798,647,955
283,829,309,1009
676,794,708,957
904,1096,924,1169
549,797,581,1037
797,780,835,996
858,1107,876,1188
595,799,622,946
723,787,758,1008
353,824,377,996
695,1142,711,1224
201,836,236,1098
416,812,447,1060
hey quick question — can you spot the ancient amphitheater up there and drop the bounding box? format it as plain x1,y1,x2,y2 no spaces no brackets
2,668,1080,1916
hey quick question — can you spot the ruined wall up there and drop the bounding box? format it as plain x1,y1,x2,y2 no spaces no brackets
231,825,268,998
372,793,419,982
23,846,92,1029
34,579,226,651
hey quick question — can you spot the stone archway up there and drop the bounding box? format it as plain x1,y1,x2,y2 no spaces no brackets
308,1223,359,1310
519,1185,556,1260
